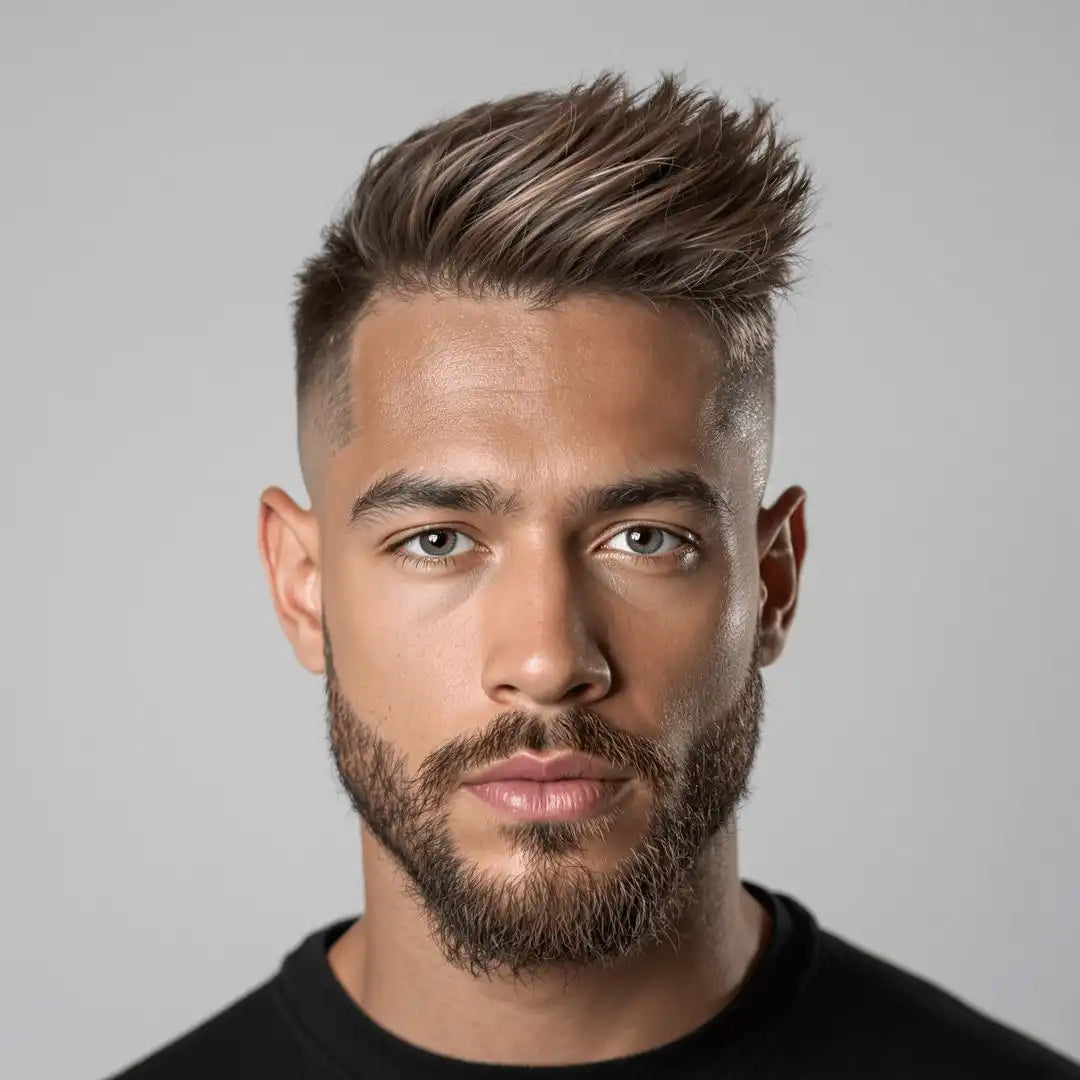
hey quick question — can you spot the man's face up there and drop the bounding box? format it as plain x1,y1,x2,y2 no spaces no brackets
275,292,793,980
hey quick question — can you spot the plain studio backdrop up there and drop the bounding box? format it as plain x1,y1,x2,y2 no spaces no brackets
2,2,1077,1077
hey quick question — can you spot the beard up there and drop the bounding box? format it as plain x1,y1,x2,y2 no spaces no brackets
324,628,764,984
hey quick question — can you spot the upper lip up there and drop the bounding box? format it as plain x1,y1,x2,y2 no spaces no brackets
462,753,630,784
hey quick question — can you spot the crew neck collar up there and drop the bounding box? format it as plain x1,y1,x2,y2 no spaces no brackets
278,880,818,1079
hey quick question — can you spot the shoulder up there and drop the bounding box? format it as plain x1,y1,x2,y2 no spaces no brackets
790,926,1080,1077
101,975,323,1080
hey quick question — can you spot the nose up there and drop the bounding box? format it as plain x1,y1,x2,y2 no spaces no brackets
479,548,612,710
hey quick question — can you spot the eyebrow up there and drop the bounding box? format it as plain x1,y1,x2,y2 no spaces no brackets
347,467,733,528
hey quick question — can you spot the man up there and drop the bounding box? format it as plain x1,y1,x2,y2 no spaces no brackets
106,72,1079,1078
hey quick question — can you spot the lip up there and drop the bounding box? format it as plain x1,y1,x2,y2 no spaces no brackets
461,752,630,785
465,778,630,821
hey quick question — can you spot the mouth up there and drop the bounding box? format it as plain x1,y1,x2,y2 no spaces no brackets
461,751,632,786
461,777,632,822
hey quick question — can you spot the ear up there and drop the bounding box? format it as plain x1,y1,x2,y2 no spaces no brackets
257,486,325,674
756,485,807,668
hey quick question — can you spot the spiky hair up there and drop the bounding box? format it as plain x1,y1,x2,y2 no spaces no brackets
294,71,814,447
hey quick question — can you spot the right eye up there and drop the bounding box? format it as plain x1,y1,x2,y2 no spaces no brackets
392,528,478,564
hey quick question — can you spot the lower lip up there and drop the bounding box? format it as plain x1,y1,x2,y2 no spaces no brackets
463,779,629,821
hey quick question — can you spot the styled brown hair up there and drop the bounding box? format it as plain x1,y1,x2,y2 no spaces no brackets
294,71,814,448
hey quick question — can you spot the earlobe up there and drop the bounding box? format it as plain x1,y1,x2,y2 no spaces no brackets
755,486,807,667
257,486,326,674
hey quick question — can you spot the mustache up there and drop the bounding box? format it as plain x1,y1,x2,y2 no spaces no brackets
411,704,679,812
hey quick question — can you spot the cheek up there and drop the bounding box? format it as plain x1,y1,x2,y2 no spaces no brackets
324,557,479,747
606,551,759,740
659,532,759,663
714,555,760,662
651,581,755,689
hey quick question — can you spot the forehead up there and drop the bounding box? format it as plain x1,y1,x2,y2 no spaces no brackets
324,291,751,507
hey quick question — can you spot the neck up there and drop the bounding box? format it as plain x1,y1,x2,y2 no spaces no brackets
327,823,772,1067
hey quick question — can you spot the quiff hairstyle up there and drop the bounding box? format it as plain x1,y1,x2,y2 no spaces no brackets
294,71,814,455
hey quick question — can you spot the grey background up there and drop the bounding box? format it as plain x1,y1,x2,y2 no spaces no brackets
2,2,1077,1076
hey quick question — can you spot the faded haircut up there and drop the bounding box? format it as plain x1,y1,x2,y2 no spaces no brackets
293,71,815,453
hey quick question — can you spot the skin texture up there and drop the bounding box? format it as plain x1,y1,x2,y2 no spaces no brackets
258,291,807,1066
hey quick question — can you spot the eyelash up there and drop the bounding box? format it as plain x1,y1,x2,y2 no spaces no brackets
387,526,698,573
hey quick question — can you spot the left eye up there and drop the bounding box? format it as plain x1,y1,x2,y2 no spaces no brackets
604,526,686,557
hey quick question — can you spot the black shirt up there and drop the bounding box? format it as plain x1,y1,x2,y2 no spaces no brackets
103,881,1079,1078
